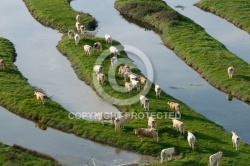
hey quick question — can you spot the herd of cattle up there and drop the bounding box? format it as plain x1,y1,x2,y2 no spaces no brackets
0,14,238,166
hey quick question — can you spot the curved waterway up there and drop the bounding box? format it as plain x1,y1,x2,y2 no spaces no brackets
71,0,250,143
164,0,250,64
0,0,150,165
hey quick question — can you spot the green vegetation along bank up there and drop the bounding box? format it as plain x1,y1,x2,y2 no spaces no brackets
0,142,60,166
115,0,250,103
196,0,250,34
14,0,250,165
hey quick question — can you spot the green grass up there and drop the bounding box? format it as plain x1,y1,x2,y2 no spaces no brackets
196,0,250,34
115,0,250,103
0,0,249,165
0,142,60,166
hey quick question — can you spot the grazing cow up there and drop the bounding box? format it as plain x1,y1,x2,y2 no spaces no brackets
114,116,128,131
67,30,75,39
93,42,102,52
125,81,133,94
167,100,181,115
111,56,118,68
128,73,139,82
131,79,140,91
79,25,85,35
95,112,117,125
34,91,48,107
228,66,234,79
139,95,149,111
187,131,196,150
83,45,92,56
105,34,112,45
93,65,103,75
110,46,120,56
148,115,156,129
155,84,161,99
76,14,80,22
232,130,240,150
134,128,158,142
0,59,6,70
172,118,184,134
139,76,147,89
74,33,80,45
209,151,223,166
97,73,105,85
161,147,175,163
75,21,81,33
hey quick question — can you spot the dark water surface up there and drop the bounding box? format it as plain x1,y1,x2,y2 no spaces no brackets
71,0,250,144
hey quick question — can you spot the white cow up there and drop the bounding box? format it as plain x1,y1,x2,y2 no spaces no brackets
209,151,223,166
125,82,133,94
97,73,105,85
110,46,120,56
155,84,161,99
111,56,118,68
228,66,234,79
105,34,112,45
187,131,196,150
232,130,240,150
139,95,149,111
161,147,175,163
114,116,128,131
148,115,156,129
172,119,184,134
93,65,103,75
83,45,92,56
74,33,80,45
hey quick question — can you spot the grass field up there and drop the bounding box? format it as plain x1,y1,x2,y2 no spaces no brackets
196,0,250,34
0,0,249,165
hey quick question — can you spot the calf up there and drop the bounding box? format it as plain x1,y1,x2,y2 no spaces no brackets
105,34,112,45
167,100,181,115
161,147,175,163
134,128,158,142
232,130,240,150
148,115,156,129
114,116,128,131
93,65,103,75
155,84,161,99
125,82,133,94
187,131,196,150
228,66,234,79
97,73,105,85
172,118,184,134
93,42,102,52
34,91,48,107
83,44,92,56
139,95,149,111
209,151,223,166
67,30,75,39
74,33,80,45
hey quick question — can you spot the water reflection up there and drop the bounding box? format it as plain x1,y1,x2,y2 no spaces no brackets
35,121,47,131
227,93,233,101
